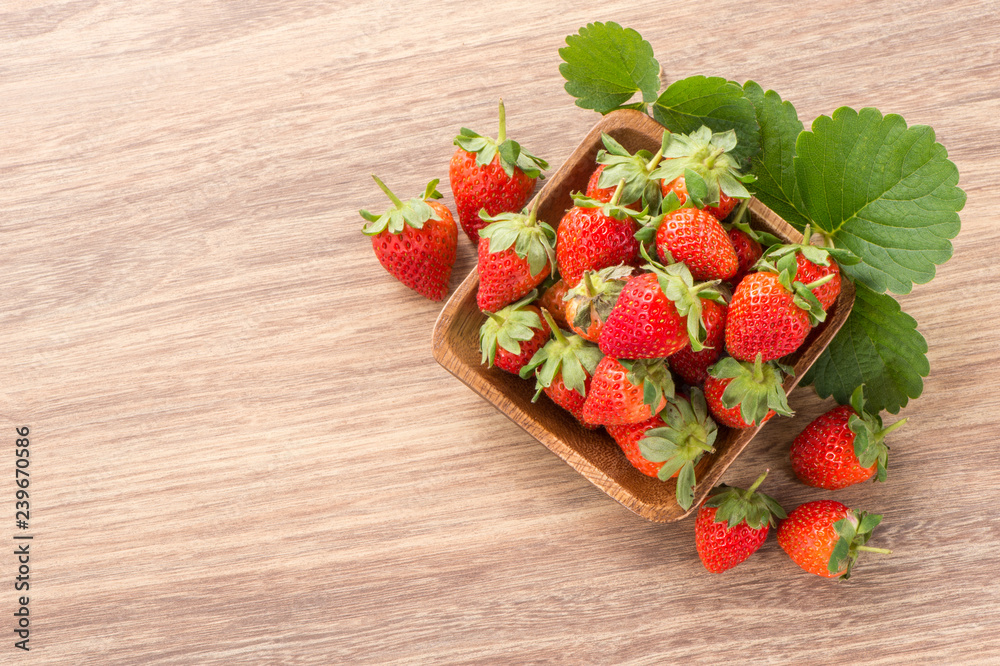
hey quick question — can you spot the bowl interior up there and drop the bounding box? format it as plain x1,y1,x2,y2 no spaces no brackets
432,109,855,522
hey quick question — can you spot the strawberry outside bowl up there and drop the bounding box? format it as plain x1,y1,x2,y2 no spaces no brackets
431,109,855,522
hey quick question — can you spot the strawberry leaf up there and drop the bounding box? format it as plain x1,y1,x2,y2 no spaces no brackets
651,76,761,166
795,107,964,295
802,283,928,414
559,22,661,114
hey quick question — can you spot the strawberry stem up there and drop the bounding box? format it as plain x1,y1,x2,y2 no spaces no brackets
609,178,627,207
704,146,725,170
526,195,541,227
540,308,567,344
645,148,665,172
743,469,769,499
880,418,907,437
497,98,507,144
856,546,893,555
372,174,404,209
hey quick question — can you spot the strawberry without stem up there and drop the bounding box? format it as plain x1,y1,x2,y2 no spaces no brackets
695,470,786,573
361,175,457,301
580,356,674,426
652,205,739,282
555,183,642,288
450,99,548,243
670,297,727,386
704,354,794,429
777,500,891,579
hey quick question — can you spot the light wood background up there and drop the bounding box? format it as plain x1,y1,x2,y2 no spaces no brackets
2,1,998,663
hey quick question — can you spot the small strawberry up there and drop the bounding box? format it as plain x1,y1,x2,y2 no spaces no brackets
636,388,718,509
476,198,557,312
670,297,727,386
722,199,779,286
580,356,674,426
695,470,786,573
790,385,906,490
537,278,571,330
586,132,669,210
756,225,858,311
704,354,794,428
450,99,548,243
360,176,458,301
562,265,633,342
555,183,642,288
650,202,739,282
777,500,891,579
598,255,725,360
519,309,604,427
649,125,754,219
479,293,551,375
606,414,668,478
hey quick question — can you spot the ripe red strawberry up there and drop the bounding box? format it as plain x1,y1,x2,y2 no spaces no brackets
793,251,841,310
520,309,604,428
599,258,725,360
661,174,740,221
790,385,906,490
695,470,786,573
450,99,548,243
555,186,642,288
756,226,854,311
478,293,551,375
580,356,674,426
728,226,763,285
653,206,739,281
562,265,632,342
606,414,668,478
704,354,794,428
777,500,891,579
725,271,818,362
585,132,669,210
537,279,570,330
476,198,557,312
361,176,458,301
670,298,727,386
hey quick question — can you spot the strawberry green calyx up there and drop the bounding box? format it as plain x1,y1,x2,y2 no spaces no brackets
564,265,632,332
829,509,891,580
572,179,647,221
755,243,835,326
725,199,782,248
650,125,756,209
638,388,718,509
759,224,860,272
708,354,795,426
704,469,787,530
479,291,544,368
847,385,907,483
453,99,549,180
519,309,604,398
360,175,443,235
618,357,675,414
478,197,557,277
594,131,668,211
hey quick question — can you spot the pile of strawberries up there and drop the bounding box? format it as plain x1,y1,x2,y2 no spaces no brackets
361,102,902,580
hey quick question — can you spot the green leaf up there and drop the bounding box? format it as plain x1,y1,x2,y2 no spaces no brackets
802,283,928,414
559,22,661,114
795,107,965,294
743,81,811,229
651,76,760,165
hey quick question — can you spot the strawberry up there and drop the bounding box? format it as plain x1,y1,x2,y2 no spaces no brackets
580,356,674,426
478,293,551,375
609,389,719,510
695,470,786,573
585,132,669,210
670,297,727,386
450,99,548,243
598,256,725,360
728,227,762,285
361,176,458,301
790,385,906,490
704,354,794,428
777,500,891,579
476,198,557,312
635,388,718,509
562,265,632,342
537,279,571,330
520,309,604,427
654,203,739,281
649,125,754,219
555,184,642,288
756,225,857,311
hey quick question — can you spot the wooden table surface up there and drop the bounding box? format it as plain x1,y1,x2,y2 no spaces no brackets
2,1,998,663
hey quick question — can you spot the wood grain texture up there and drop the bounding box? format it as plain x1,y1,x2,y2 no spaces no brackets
1,0,998,663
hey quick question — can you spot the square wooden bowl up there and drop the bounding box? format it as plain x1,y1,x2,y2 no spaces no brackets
431,109,855,522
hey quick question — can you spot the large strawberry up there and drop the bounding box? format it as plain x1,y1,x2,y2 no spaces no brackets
478,293,551,375
361,176,458,301
670,297,727,386
704,354,794,428
695,470,786,573
599,256,725,360
562,265,632,342
580,356,674,426
790,385,906,490
648,203,739,282
476,198,557,312
649,125,754,220
519,309,604,427
777,500,891,579
555,184,642,288
586,131,669,210
450,99,548,243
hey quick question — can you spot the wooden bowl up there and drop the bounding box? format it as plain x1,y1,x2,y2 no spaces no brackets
431,109,855,522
